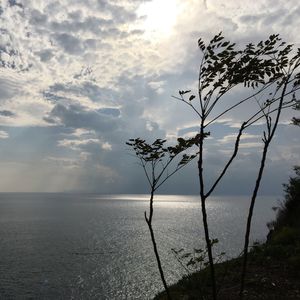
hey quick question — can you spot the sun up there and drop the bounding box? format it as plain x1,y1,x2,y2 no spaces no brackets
137,0,180,38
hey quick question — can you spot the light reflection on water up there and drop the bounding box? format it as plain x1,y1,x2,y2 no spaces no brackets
0,193,278,299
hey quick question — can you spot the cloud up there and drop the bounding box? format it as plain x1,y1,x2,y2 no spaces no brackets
0,0,299,194
8,0,23,9
0,110,15,117
46,103,119,132
35,49,54,62
53,33,84,55
58,138,102,150
0,74,23,101
0,130,9,138
218,133,262,144
101,141,112,150
98,108,120,117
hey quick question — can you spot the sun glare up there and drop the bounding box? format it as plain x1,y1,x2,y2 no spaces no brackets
137,0,180,38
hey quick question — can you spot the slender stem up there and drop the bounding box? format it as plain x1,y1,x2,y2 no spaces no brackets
145,190,172,300
171,95,202,118
205,122,246,198
245,102,296,128
154,157,175,189
198,121,217,300
155,159,192,191
198,49,207,114
205,81,275,127
239,75,290,298
239,140,269,299
140,158,152,187
204,84,232,119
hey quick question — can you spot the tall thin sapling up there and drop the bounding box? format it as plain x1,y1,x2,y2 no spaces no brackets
126,137,199,299
173,33,299,300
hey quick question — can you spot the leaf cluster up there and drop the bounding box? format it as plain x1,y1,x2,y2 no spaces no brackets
171,239,225,274
126,137,198,164
126,136,203,190
174,34,300,133
198,33,293,92
126,134,211,165
193,33,300,125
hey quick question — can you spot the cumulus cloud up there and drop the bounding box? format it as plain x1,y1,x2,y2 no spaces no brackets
0,130,9,138
218,133,262,144
0,74,23,101
0,109,15,117
0,0,299,193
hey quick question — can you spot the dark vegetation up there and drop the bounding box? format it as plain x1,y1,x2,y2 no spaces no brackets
127,33,300,300
155,167,300,299
125,137,197,298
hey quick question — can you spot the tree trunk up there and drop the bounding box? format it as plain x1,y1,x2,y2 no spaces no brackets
145,190,172,300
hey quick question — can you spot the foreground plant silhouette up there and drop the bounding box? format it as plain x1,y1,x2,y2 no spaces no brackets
171,239,226,300
238,38,300,299
128,33,299,300
126,137,198,299
173,33,299,300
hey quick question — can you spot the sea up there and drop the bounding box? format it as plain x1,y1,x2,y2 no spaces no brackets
0,193,279,299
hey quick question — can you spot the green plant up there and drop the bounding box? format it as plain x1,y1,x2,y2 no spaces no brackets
172,239,225,275
171,239,225,299
174,33,300,300
272,226,299,245
128,33,300,300
126,137,198,300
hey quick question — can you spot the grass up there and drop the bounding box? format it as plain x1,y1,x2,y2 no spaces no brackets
155,238,300,299
154,167,300,300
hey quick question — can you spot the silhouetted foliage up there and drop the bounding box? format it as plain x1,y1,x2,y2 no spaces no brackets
176,33,300,300
126,137,202,300
271,166,300,232
127,33,300,300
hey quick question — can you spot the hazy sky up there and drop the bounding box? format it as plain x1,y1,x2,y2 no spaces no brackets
0,0,299,194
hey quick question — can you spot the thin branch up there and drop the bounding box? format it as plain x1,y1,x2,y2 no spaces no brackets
244,82,299,125
139,157,152,187
155,155,196,191
198,50,206,114
204,80,276,127
204,84,233,119
245,102,296,128
154,157,176,189
240,73,292,298
269,74,292,139
172,95,202,118
145,190,172,300
205,122,246,198
254,96,271,132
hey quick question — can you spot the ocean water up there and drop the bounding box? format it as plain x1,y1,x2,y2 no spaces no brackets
0,193,278,299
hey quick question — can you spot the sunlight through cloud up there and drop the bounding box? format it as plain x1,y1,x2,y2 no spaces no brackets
137,0,181,38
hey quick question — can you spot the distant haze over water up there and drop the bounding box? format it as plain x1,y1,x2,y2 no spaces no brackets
0,193,278,299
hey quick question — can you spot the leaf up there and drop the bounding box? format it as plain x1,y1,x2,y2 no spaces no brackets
194,248,204,254
195,257,204,263
179,90,191,95
186,258,196,266
189,95,196,101
177,137,185,145
210,238,219,246
181,253,192,258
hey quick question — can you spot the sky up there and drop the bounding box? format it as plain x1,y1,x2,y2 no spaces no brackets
0,0,299,195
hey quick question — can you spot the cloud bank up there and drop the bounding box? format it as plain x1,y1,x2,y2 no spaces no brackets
0,0,299,194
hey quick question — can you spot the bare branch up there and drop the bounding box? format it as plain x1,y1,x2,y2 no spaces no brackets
205,81,276,127
205,122,247,198
246,101,296,128
172,95,202,119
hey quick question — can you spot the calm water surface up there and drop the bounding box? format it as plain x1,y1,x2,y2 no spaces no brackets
0,193,278,299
